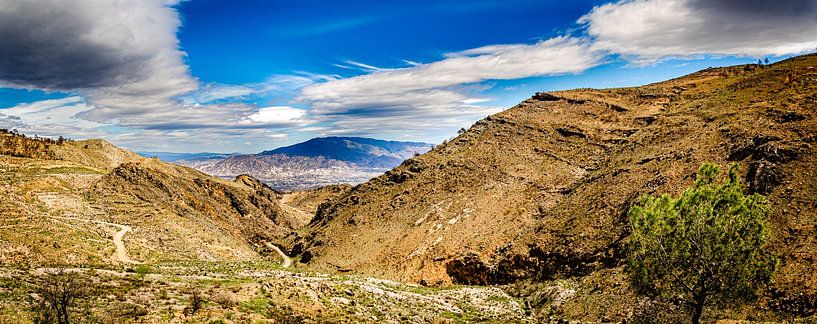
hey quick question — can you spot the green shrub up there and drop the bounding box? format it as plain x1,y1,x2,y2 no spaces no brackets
133,265,151,280
627,163,777,323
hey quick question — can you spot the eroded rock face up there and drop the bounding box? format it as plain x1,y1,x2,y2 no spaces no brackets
728,135,803,164
445,252,495,285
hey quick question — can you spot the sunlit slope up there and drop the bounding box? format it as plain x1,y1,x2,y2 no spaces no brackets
295,55,817,314
0,133,300,265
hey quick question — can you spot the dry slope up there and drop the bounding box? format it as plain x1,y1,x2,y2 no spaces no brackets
0,134,301,265
294,54,817,316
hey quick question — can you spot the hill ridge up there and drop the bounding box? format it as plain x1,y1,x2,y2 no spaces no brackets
289,54,817,317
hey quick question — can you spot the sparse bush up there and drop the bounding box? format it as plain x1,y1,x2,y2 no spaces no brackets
133,264,151,280
212,291,238,309
116,302,149,319
266,303,306,323
627,163,777,324
32,270,91,324
184,286,206,316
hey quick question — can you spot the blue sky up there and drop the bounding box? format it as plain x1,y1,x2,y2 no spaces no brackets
0,0,815,153
177,0,599,83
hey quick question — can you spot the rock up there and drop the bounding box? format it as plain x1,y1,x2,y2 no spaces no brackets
746,161,784,195
556,126,587,139
331,297,351,305
445,252,495,285
533,92,561,101
300,250,314,263
634,115,658,125
766,109,807,123
608,103,629,112
728,136,802,163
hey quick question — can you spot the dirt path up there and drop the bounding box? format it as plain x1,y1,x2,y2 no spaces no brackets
48,215,140,264
265,242,292,268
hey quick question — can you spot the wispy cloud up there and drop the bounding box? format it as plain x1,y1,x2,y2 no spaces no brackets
296,36,601,135
272,16,378,38
183,75,314,104
0,96,108,138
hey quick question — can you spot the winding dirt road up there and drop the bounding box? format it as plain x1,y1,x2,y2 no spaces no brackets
48,216,139,264
265,242,292,268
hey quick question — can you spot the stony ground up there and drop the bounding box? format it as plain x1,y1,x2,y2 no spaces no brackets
0,262,527,323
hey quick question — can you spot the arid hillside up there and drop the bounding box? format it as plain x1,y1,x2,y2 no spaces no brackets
0,134,300,265
0,132,530,323
293,54,817,318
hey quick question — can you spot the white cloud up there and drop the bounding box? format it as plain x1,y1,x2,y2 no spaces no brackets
0,0,197,126
300,36,599,114
183,75,315,104
340,60,389,72
580,0,817,62
296,36,602,135
0,96,109,138
246,106,307,124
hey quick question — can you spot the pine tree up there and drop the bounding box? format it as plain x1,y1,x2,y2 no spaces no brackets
627,163,777,323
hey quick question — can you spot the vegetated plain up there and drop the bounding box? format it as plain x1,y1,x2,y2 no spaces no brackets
1,54,817,322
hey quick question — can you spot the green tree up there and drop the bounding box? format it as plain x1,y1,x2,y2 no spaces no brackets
627,163,777,323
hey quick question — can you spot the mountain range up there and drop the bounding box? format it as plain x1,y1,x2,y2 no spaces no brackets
167,137,433,191
137,151,237,163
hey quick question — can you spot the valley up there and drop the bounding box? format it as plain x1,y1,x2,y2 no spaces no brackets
1,55,817,322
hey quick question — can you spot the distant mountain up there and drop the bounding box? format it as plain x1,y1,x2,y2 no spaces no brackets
175,137,433,191
138,151,237,162
261,137,431,168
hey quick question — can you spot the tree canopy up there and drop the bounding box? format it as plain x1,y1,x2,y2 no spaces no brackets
627,163,777,323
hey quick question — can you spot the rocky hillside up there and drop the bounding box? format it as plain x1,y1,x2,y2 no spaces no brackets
0,132,528,323
178,137,432,191
0,133,301,265
291,54,817,319
0,130,140,170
